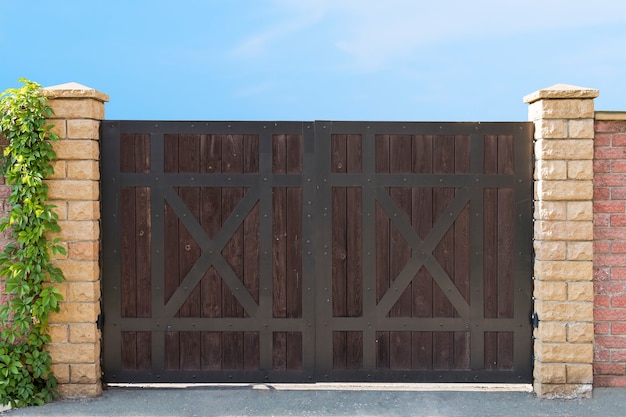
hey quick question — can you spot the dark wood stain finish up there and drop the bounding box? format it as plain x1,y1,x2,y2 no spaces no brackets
102,121,532,383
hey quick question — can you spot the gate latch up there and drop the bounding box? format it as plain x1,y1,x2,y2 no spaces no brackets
531,313,540,329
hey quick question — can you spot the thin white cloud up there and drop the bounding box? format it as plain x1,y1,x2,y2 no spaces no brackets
234,0,625,71
333,0,625,71
229,3,327,59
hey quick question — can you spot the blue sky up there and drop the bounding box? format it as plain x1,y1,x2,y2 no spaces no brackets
0,0,624,121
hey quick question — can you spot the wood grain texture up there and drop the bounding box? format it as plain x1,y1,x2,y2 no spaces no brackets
110,123,529,380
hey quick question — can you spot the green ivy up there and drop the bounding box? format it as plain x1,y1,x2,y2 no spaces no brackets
0,79,66,407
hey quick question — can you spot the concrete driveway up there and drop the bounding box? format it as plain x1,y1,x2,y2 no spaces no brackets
2,384,626,417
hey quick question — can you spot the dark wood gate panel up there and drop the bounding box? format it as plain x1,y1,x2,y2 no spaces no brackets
101,121,533,383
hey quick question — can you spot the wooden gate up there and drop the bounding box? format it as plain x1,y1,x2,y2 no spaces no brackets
101,121,533,383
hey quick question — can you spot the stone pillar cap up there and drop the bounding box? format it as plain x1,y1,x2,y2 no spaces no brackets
523,84,599,104
43,82,109,102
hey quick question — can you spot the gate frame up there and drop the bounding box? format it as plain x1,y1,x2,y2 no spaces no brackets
31,82,598,398
98,120,534,384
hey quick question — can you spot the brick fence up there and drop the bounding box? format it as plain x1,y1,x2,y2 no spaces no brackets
593,112,626,388
2,82,626,399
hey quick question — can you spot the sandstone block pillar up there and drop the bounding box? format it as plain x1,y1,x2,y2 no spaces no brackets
524,84,598,398
42,82,108,398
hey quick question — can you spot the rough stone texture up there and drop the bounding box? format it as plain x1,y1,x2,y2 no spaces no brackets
51,364,70,384
523,84,599,104
567,364,594,384
40,83,107,398
69,323,99,343
56,383,102,398
534,281,567,301
535,201,567,220
593,115,626,388
536,322,567,342
46,98,105,120
535,139,594,160
68,201,100,220
528,85,596,398
568,282,594,302
47,180,99,200
533,363,566,383
566,241,593,261
533,119,568,139
568,160,594,180
535,160,567,180
569,119,596,139
567,201,593,221
568,323,594,343
51,260,99,281
67,119,101,140
534,241,566,261
71,363,100,384
528,99,595,121
534,221,593,241
67,160,99,180
53,220,99,241
52,140,99,160
535,180,593,201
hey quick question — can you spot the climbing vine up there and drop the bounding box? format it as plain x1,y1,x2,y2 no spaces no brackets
0,79,66,407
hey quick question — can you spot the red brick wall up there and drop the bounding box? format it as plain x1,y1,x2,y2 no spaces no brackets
594,119,626,387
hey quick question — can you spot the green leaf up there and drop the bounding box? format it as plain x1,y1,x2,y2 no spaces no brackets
0,79,63,407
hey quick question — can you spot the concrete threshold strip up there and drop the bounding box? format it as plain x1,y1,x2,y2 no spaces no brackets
108,382,533,392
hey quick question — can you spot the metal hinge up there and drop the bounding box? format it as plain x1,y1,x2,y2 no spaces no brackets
531,312,540,328
97,313,104,330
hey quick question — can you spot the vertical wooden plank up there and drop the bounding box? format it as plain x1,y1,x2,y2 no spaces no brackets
223,332,244,370
119,187,136,320
346,134,363,370
389,134,412,370
200,134,223,370
375,135,390,369
136,332,152,370
222,134,245,370
202,331,222,371
272,134,287,370
243,134,260,370
273,332,287,371
286,332,303,371
286,134,303,370
454,135,471,369
483,135,498,370
432,135,455,370
375,331,390,369
412,135,433,369
163,134,180,370
134,134,152,369
119,134,136,369
243,134,260,304
243,332,260,371
498,135,515,369
134,135,151,321
121,332,137,370
346,331,363,370
331,134,347,370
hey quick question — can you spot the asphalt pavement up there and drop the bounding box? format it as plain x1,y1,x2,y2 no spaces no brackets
2,384,626,417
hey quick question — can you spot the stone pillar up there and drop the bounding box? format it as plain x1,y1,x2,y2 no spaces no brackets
524,84,598,398
42,83,108,398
